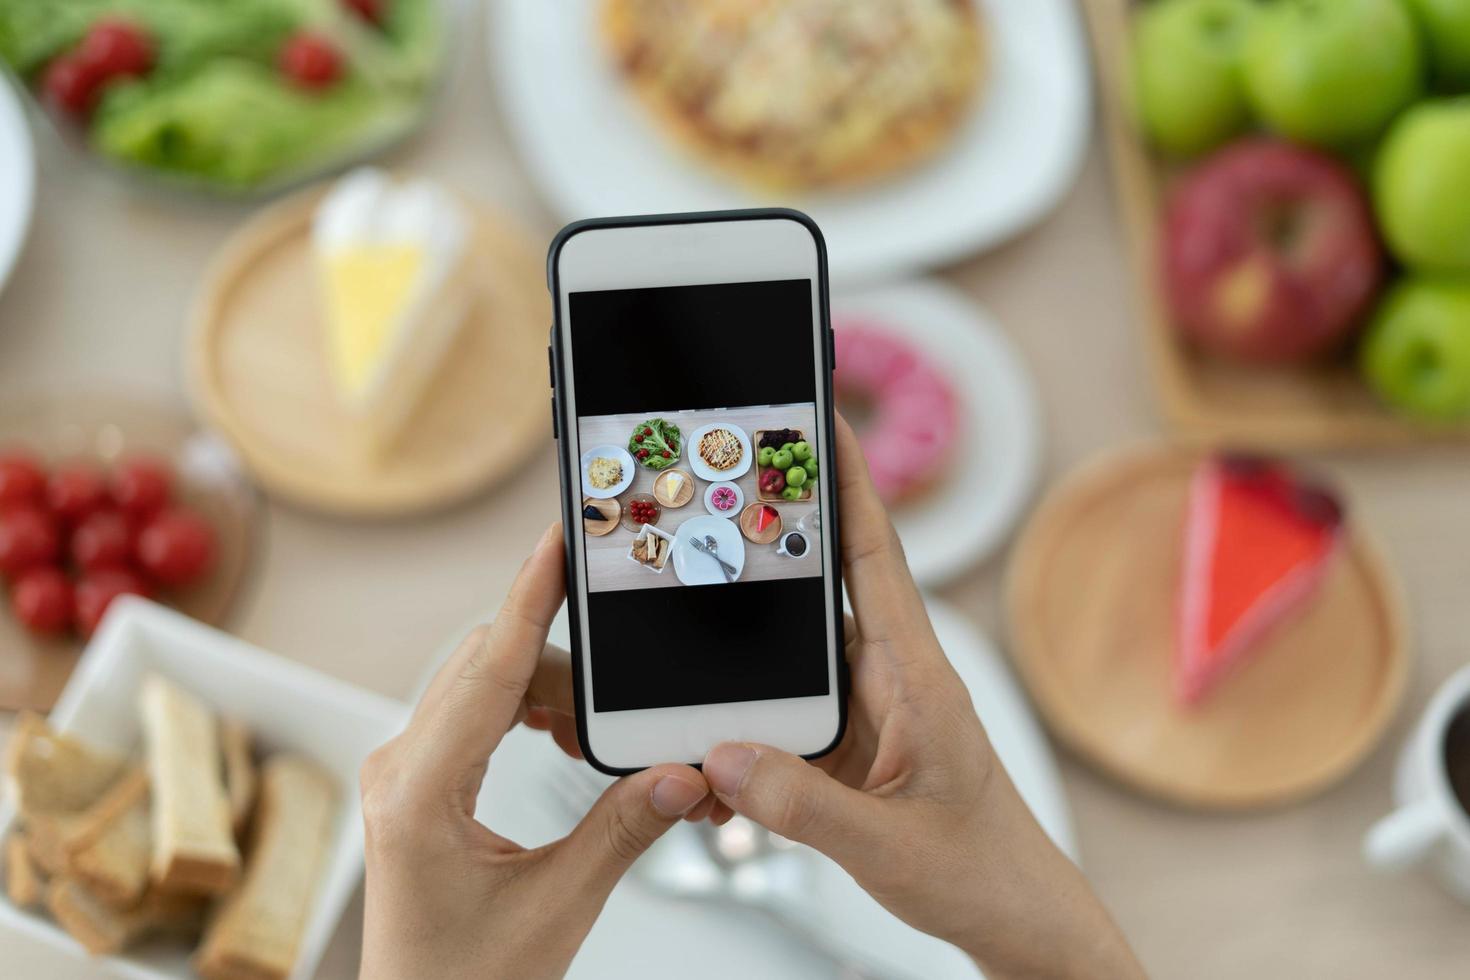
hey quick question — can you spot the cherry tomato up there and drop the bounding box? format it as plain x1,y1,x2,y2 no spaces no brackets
661,450,671,458
341,0,386,26
110,456,173,518
633,434,644,443
74,568,149,638
42,56,105,116
643,427,653,437
47,463,108,525
0,452,46,510
636,449,649,459
12,567,73,636
71,510,134,572
0,507,60,579
280,32,342,90
136,509,216,587
79,19,154,79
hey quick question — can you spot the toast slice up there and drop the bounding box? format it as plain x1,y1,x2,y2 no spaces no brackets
220,719,257,839
25,812,84,877
194,755,337,980
66,768,151,909
47,877,205,955
4,713,126,817
5,831,45,909
139,675,240,894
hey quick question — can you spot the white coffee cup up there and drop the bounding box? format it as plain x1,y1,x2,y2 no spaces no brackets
776,531,809,559
1362,663,1470,902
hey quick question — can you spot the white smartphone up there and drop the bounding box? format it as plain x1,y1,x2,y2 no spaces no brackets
548,210,846,774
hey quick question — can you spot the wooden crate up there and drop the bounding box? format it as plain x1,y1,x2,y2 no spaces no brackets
1080,0,1470,449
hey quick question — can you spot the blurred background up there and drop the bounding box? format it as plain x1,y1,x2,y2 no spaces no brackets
0,0,1468,977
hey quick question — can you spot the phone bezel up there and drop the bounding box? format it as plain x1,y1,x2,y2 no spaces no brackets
548,209,847,775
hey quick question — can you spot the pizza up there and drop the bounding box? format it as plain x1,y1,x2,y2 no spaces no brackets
599,0,987,189
697,428,744,471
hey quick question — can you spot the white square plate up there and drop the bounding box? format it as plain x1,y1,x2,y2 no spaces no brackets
0,597,409,980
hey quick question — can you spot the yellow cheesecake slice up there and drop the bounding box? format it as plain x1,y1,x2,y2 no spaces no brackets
313,169,473,458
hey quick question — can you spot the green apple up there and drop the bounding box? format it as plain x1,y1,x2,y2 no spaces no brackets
1243,0,1422,147
1375,98,1470,273
785,466,808,488
771,448,794,471
1361,277,1470,420
802,457,818,479
757,446,775,467
791,440,812,462
1131,0,1257,157
781,485,803,501
1404,0,1470,89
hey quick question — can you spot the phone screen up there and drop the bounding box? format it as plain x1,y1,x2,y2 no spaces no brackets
569,279,832,713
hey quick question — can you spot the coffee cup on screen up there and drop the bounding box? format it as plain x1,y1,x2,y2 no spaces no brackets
1363,663,1470,903
776,531,809,558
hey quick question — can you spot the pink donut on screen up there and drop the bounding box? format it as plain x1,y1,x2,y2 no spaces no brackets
833,321,959,503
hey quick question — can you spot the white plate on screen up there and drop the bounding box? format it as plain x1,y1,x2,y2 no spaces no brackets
417,596,1074,979
581,445,636,499
488,0,1090,283
0,73,35,296
684,423,753,482
834,279,1042,586
671,514,746,585
704,480,743,518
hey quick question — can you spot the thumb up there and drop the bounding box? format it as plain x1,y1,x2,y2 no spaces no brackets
555,765,710,892
703,743,883,865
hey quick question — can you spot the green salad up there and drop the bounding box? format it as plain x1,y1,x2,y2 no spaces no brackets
0,0,443,193
628,418,681,470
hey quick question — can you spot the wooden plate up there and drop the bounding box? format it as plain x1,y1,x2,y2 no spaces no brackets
188,185,550,518
1005,444,1409,809
0,393,259,712
581,496,620,537
1080,0,1470,448
739,502,783,546
653,469,695,508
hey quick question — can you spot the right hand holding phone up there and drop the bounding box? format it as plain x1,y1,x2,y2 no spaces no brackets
695,417,1143,979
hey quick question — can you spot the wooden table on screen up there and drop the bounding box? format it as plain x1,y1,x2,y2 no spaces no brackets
577,405,821,592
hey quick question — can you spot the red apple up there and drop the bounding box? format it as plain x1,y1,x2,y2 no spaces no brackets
1162,138,1383,363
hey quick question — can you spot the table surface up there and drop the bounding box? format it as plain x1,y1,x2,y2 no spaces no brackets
3,6,1469,978
578,406,822,591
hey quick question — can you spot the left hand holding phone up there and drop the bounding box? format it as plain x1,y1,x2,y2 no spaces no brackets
358,524,713,980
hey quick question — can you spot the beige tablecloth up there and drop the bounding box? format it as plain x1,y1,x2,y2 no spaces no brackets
2,6,1468,977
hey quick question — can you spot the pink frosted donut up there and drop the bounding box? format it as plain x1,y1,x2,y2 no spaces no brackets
833,320,959,503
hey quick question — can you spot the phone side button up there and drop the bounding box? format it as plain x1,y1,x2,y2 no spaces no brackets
551,397,560,440
828,328,837,370
547,344,555,389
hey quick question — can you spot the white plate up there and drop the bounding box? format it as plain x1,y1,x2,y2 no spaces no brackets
420,596,1074,979
626,523,674,575
581,444,636,498
834,279,1042,585
704,480,744,518
671,514,747,585
488,0,1091,282
684,423,753,482
0,598,409,980
0,73,35,296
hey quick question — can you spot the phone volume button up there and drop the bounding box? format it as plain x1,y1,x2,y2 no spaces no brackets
547,344,555,389
551,397,560,439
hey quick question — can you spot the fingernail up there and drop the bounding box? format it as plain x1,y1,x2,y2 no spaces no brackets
703,743,756,797
651,775,706,817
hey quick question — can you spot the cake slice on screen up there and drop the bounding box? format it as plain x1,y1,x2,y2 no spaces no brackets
1175,453,1345,705
313,168,473,458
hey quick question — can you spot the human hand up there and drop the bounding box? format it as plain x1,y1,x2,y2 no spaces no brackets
698,416,1144,980
357,525,714,980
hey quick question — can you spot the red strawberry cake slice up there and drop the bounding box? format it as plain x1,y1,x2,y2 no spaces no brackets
1176,454,1345,705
